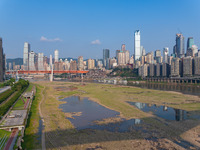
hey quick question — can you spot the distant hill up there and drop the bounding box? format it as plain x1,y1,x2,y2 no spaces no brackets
6,58,23,66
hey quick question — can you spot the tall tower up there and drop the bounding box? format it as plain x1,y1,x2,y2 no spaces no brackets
134,30,141,61
121,44,126,52
163,47,169,63
23,42,30,70
187,37,194,50
54,49,59,63
78,56,84,70
38,53,44,71
176,34,185,58
103,49,110,67
0,38,3,82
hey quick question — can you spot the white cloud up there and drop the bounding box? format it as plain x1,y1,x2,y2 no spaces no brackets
40,36,62,42
91,39,101,45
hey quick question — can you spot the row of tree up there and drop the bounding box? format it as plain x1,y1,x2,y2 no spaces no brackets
0,79,29,117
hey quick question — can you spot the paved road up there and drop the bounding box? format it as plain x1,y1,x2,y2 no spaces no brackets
0,86,11,94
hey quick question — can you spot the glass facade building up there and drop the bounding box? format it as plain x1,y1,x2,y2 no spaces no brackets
23,42,30,70
103,49,110,67
176,34,185,58
187,37,194,50
134,30,141,60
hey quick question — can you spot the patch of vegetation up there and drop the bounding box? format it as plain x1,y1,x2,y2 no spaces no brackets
0,79,29,116
0,89,15,104
0,78,15,88
22,85,42,150
109,68,140,78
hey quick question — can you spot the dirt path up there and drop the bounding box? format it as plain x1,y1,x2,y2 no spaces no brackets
39,86,46,150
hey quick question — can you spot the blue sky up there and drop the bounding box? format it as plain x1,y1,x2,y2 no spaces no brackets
0,0,200,59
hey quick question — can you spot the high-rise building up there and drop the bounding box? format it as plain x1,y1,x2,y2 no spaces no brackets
149,64,155,77
88,59,95,70
103,49,110,67
187,37,194,50
134,30,141,60
129,56,134,64
0,38,4,82
70,60,77,71
38,53,44,70
109,58,117,69
163,47,169,63
23,42,30,70
116,50,120,60
138,64,148,77
171,58,181,77
162,63,170,77
121,44,126,52
183,57,193,77
117,52,125,65
155,50,161,57
124,50,130,64
78,56,84,70
175,34,185,58
29,51,37,71
141,46,146,56
54,49,59,63
194,57,200,76
156,63,162,77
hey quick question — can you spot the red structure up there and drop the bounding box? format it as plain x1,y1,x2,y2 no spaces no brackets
6,70,89,75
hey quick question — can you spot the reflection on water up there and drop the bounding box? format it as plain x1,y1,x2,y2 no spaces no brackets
127,101,187,121
59,96,141,132
128,82,200,97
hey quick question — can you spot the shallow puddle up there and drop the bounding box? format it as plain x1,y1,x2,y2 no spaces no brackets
59,96,141,132
127,101,200,121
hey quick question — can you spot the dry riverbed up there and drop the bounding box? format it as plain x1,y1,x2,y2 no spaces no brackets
33,81,200,150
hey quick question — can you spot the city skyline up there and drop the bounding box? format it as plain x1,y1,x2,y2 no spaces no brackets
0,0,200,59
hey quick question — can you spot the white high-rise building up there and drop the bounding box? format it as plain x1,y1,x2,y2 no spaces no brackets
29,51,36,71
134,30,141,61
38,53,44,70
163,47,169,63
54,49,59,63
23,42,30,70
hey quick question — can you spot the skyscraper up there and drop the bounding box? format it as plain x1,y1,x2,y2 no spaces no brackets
0,38,4,82
23,42,30,70
38,53,44,70
134,30,141,61
187,37,194,50
176,34,185,58
78,56,84,70
103,49,110,67
124,50,130,64
141,46,146,56
121,44,126,52
54,49,59,63
88,59,95,69
29,51,37,71
163,47,169,63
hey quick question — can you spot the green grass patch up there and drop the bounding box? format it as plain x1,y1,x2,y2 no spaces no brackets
12,98,25,110
0,129,11,150
22,85,42,150
26,84,33,92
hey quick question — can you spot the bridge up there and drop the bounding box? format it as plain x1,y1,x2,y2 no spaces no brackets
6,70,89,75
